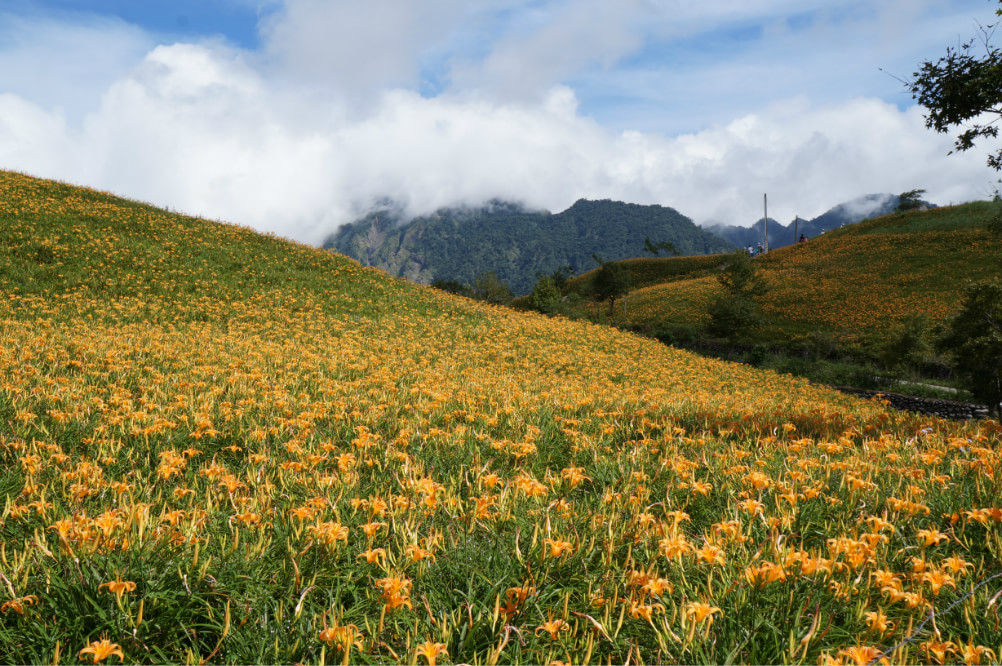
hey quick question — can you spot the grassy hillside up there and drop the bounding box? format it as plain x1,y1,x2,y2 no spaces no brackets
564,254,725,294
1,171,1000,664
604,203,1002,346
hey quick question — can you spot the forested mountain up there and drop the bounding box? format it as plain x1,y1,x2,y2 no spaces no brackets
325,199,734,294
703,193,903,249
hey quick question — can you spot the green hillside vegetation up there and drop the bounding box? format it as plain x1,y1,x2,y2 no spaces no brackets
2,171,1001,664
568,202,1002,397
326,199,734,295
510,254,724,315
726,202,997,342
564,254,726,293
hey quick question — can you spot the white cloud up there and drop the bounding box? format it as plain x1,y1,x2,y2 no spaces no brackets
569,0,995,134
258,0,474,98
0,11,153,121
0,2,998,246
0,94,74,177
651,97,988,226
448,0,650,101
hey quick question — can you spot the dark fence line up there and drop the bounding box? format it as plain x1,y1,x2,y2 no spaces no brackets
826,385,991,421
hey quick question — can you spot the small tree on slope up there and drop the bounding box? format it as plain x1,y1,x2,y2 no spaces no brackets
707,251,768,339
938,279,1002,417
591,255,632,317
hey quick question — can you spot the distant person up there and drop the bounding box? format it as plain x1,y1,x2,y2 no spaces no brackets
798,233,807,243
756,242,763,256
746,244,754,256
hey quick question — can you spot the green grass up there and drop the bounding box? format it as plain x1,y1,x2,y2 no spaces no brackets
2,171,1001,665
844,201,998,235
565,253,725,294
558,202,1002,403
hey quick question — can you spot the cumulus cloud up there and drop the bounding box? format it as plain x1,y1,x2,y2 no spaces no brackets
0,1,998,245
448,0,650,101
0,11,153,121
258,0,474,99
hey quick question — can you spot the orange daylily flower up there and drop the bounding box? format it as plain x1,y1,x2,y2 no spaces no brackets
694,544,726,566
863,608,893,635
318,622,363,653
99,577,136,603
415,640,448,666
357,548,386,564
684,601,722,626
543,537,574,559
536,618,570,640
78,638,125,664
1,595,38,614
836,645,889,666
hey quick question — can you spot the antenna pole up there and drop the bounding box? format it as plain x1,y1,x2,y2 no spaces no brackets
763,194,768,251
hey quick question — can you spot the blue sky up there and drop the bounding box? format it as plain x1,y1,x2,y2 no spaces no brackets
5,0,267,48
0,0,999,243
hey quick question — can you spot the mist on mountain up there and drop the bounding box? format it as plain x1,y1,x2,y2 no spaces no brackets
701,193,904,249
325,198,733,294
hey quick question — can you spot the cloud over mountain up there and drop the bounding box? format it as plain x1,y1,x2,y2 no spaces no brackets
0,1,998,244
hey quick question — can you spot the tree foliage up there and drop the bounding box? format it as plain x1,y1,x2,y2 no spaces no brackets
707,251,768,338
431,273,512,305
590,255,633,316
988,183,1002,238
938,278,1002,416
714,250,767,298
706,296,764,339
547,265,575,292
990,207,1002,238
880,313,932,372
431,279,470,297
526,265,578,315
895,189,927,213
644,237,680,256
908,2,1002,170
471,271,512,305
528,274,563,315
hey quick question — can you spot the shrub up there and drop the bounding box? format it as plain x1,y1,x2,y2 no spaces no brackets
706,251,767,338
528,275,563,315
880,314,932,372
748,344,769,367
938,278,1002,416
471,271,513,305
590,257,633,316
707,295,762,338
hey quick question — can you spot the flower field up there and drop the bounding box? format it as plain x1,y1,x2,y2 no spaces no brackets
607,204,1002,345
1,171,1001,664
616,276,718,330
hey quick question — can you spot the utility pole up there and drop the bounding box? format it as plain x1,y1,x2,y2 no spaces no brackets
794,215,799,245
763,193,768,251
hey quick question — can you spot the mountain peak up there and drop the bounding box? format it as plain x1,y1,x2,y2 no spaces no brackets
704,193,907,249
328,198,732,294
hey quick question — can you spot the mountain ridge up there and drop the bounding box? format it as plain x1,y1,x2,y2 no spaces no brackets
702,193,905,250
325,198,734,294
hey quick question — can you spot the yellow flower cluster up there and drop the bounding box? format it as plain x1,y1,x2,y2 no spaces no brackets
0,171,999,664
608,204,1002,344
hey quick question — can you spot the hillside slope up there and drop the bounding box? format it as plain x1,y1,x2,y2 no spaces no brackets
1,171,999,664
610,202,1002,345
325,198,734,294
